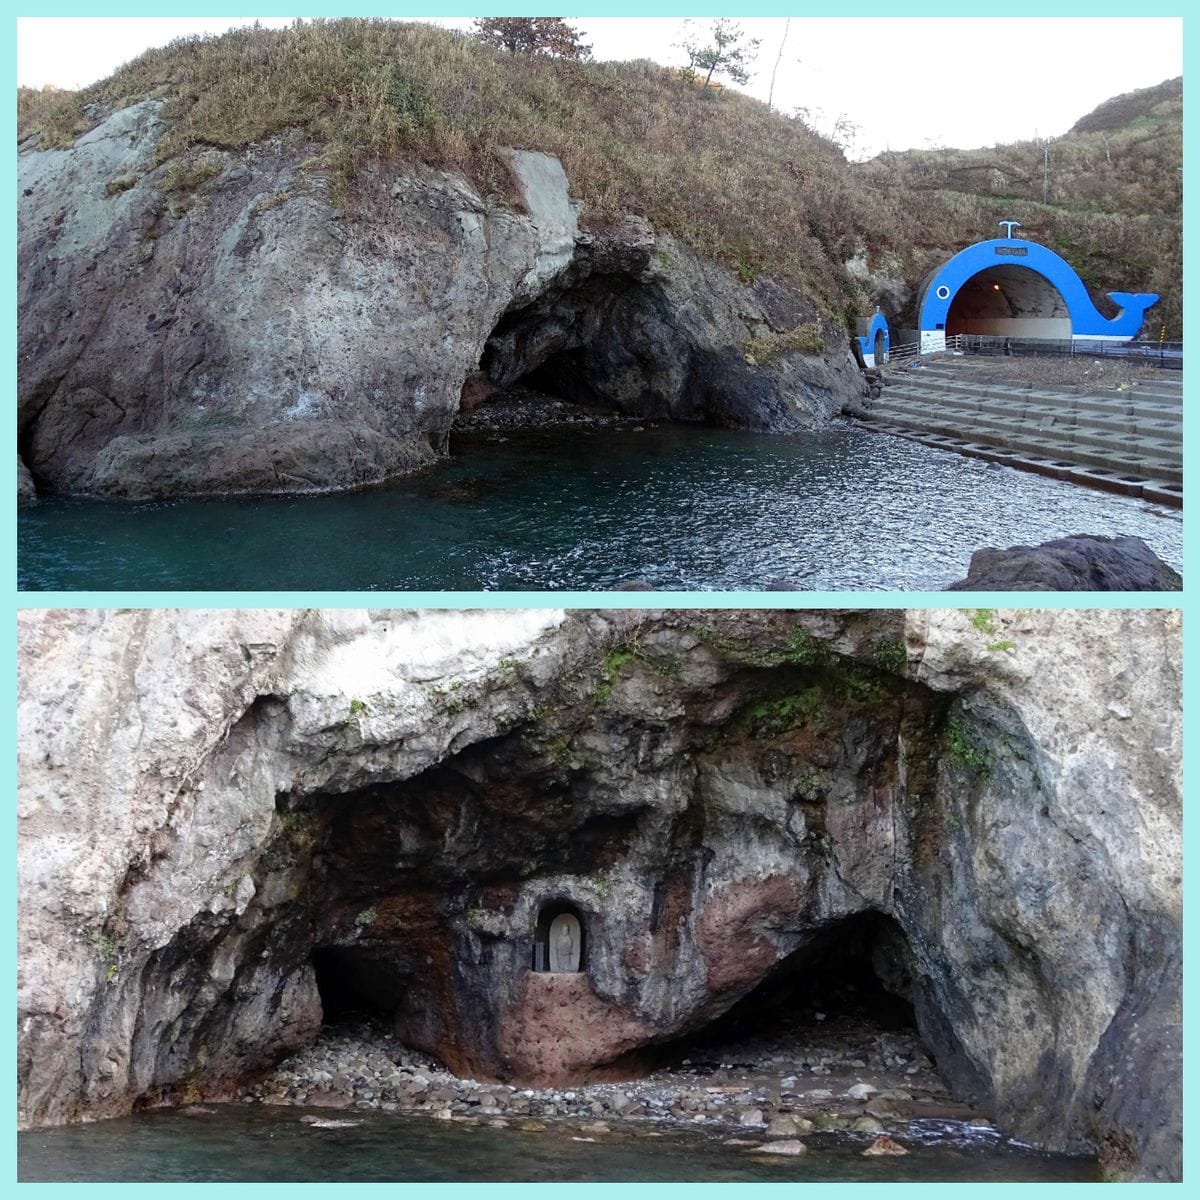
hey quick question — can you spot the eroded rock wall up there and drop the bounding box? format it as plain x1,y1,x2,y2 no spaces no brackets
17,609,1180,1179
18,105,858,500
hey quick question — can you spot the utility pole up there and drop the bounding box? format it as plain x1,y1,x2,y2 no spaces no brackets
768,18,790,110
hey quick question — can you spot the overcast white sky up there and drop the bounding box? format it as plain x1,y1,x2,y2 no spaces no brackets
16,16,1182,160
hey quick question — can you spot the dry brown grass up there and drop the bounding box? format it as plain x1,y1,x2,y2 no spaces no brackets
960,356,1164,391
15,20,1181,334
16,20,867,318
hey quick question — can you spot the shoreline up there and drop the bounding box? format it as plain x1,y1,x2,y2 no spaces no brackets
229,1013,999,1151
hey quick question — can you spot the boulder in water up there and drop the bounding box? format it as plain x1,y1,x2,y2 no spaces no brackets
947,535,1181,591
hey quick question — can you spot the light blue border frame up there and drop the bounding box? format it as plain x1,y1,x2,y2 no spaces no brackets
6,3,1191,1196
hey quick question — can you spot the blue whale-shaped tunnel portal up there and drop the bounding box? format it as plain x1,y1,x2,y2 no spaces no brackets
917,238,1158,351
856,311,890,367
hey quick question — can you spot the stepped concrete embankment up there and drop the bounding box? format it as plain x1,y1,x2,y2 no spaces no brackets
858,360,1181,507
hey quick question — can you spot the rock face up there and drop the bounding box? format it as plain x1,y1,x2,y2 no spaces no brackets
17,608,1181,1180
17,103,859,500
947,534,1183,591
18,457,37,506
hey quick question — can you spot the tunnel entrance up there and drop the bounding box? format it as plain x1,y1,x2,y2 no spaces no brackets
946,265,1071,338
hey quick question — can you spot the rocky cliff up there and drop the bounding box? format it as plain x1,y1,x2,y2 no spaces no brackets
17,100,857,500
17,608,1180,1179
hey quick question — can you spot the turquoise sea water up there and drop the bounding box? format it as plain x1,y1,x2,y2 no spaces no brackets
18,1106,1099,1183
18,426,1181,592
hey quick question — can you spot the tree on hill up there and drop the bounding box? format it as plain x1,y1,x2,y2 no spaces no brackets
472,18,592,60
680,19,761,89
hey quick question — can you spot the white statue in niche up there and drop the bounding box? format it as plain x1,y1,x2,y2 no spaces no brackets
547,913,582,972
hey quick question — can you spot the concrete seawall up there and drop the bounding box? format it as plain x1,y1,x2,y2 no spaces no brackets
858,360,1182,507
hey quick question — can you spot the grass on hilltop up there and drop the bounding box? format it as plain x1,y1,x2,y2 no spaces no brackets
16,20,1181,334
17,18,866,320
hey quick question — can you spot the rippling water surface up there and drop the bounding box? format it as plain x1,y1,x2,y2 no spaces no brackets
18,426,1182,591
18,1106,1099,1182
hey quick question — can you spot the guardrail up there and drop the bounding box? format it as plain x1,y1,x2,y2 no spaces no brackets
882,334,1180,370
955,334,1181,368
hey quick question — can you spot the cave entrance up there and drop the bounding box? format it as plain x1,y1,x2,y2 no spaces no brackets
459,279,643,426
311,946,405,1027
698,912,916,1044
464,323,618,423
532,901,587,972
651,911,929,1075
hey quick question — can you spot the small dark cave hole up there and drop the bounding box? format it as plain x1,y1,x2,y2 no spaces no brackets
311,947,404,1028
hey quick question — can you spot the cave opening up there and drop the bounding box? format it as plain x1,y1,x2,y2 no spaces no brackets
458,273,660,427
311,946,405,1028
704,912,917,1041
644,911,933,1077
464,314,624,425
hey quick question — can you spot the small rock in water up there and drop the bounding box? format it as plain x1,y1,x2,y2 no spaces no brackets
300,1116,362,1129
765,1115,798,1138
738,1108,766,1127
866,1101,899,1120
846,1083,877,1100
181,1106,215,1116
862,1136,909,1157
851,1116,885,1133
753,1139,808,1156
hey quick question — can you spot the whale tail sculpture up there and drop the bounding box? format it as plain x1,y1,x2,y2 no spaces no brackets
1104,292,1160,337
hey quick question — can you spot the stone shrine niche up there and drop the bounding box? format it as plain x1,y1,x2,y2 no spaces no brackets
532,902,586,972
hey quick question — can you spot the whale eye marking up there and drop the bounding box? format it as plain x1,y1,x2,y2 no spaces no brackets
935,285,951,301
